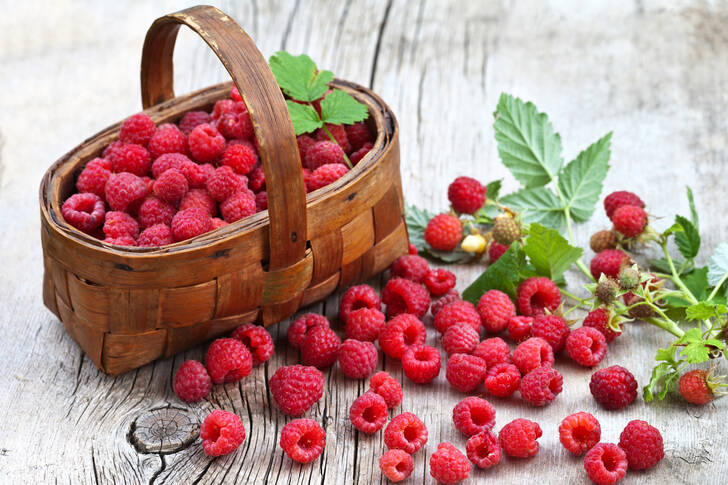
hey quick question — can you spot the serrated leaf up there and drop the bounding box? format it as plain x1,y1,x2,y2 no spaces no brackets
486,180,502,201
683,267,710,300
285,100,323,135
463,243,526,302
557,132,612,222
649,256,686,274
686,186,699,230
501,187,566,229
493,94,563,188
644,362,678,402
680,342,712,363
673,215,700,260
522,223,583,281
269,51,333,102
678,327,703,344
708,242,728,288
320,89,369,125
686,302,728,321
404,205,472,264
655,346,676,363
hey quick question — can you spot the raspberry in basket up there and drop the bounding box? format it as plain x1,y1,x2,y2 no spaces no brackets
222,143,257,175
180,160,210,188
338,339,378,379
205,337,252,384
200,409,245,457
619,419,664,470
103,211,139,239
519,365,563,406
349,391,387,433
120,113,156,147
147,123,187,160
76,159,111,199
344,308,385,342
604,190,645,219
178,110,211,136
189,123,226,162
307,163,349,192
499,418,542,458
584,443,627,485
446,353,487,392
477,289,516,333
211,99,235,120
429,442,471,484
217,109,254,141
402,344,441,384
280,418,326,463
109,144,151,176
350,142,373,165
316,124,351,154
62,193,105,233
105,172,149,212
255,191,267,211
137,223,174,247
531,314,570,353
345,121,373,152
138,196,175,228
369,371,403,408
484,362,521,398
206,165,246,202
153,168,189,204
301,325,341,369
379,449,413,482
288,313,330,349
466,431,501,469
178,189,215,218
452,396,495,436
389,254,429,283
378,314,426,359
424,213,462,251
516,276,561,316
297,134,316,161
231,324,274,365
304,141,346,170
384,412,428,454
512,337,554,375
270,364,324,416
171,207,212,241
220,190,256,223
151,152,187,178
447,176,486,214
424,268,456,296
173,359,212,402
381,277,430,319
589,365,638,410
559,411,601,455
442,323,479,355
248,164,266,192
472,337,511,367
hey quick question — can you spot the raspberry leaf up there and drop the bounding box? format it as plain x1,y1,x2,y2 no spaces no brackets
672,215,700,260
522,224,583,281
486,180,502,201
462,243,526,302
686,302,728,321
320,90,369,125
500,187,566,229
405,205,473,263
285,101,323,135
677,328,723,363
707,242,728,292
269,51,333,102
686,186,699,230
644,361,680,402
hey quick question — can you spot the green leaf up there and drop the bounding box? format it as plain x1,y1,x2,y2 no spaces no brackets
557,132,612,222
404,205,473,264
463,243,526,302
485,180,502,201
655,346,676,363
686,301,728,321
285,100,323,135
673,215,700,260
493,94,563,188
644,361,679,402
522,224,583,281
680,342,712,363
686,186,699,230
269,51,333,102
501,187,566,229
319,89,369,125
708,242,728,287
649,256,686,275
683,267,710,300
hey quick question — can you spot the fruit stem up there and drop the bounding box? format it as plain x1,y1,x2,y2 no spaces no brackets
645,316,685,338
320,120,353,169
707,273,728,302
660,242,698,305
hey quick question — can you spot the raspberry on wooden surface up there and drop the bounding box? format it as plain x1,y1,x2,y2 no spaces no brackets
446,353,487,393
442,323,479,355
431,289,461,317
384,412,428,454
338,339,378,379
381,278,430,319
512,337,554,375
389,254,430,283
173,360,212,403
447,176,486,214
583,308,622,343
531,315,570,353
477,289,516,333
280,419,326,463
339,284,381,323
269,365,324,417
519,365,563,406
423,268,456,296
559,412,601,456
402,344,441,384
349,391,388,434
484,362,521,398
584,443,627,485
473,337,512,367
344,308,385,342
301,325,341,369
452,397,496,437
516,277,561,316
429,442,471,485
379,449,413,482
288,313,330,349
200,410,245,457
434,300,481,334
566,326,607,367
205,338,252,384
507,316,534,342
618,420,664,470
424,213,462,251
369,371,403,409
466,431,501,469
378,314,427,359
589,365,638,410
231,324,274,365
499,418,542,458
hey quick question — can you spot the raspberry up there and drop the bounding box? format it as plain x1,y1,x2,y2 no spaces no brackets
230,86,242,102
499,418,541,458
153,168,188,204
338,339,378,379
151,152,187,178
304,141,346,170
104,235,136,246
484,362,521,398
200,410,245,457
429,442,471,485
566,327,607,367
516,277,561,316
618,420,664,470
446,353,487,392
424,214,462,251
434,300,480,334
559,412,601,455
512,337,554,375
177,190,214,218
316,124,351,153
220,190,256,223
147,123,187,160
590,229,618,253
137,223,174,247
301,325,341,369
595,277,619,305
110,144,151,176
217,109,254,141
442,323,479,355
379,449,413,482
584,443,628,485
389,254,429,283
589,365,638,410
102,140,124,161
473,337,511,367
350,142,373,165
231,324,274,365
448,176,486,214
349,391,388,433
591,249,629,280
344,308,385,342
424,269,456,296
178,110,211,135
120,113,155,146
583,308,621,343
211,217,227,229
477,289,516,333
188,123,225,162
206,165,246,202
212,99,235,120
345,122,373,151
297,134,316,161
171,207,212,241
62,193,105,233
488,241,509,263
76,159,111,199
519,365,563,406
384,412,428,454
492,217,521,245
678,369,714,405
378,314,426,359
173,360,212,402
466,431,501,469
604,190,645,218
369,371,403,408
531,315,570,353
105,172,149,212
280,419,326,463
402,344,441,384
248,164,266,191
612,204,647,237
617,266,640,290
103,211,139,239
205,338,253,384
307,163,349,191
339,284,381,323
180,160,210,188
452,397,495,436
255,191,267,211
288,313,329,348
270,365,324,416
431,289,461,317
138,196,176,228
408,243,418,255
221,143,257,175
381,278,430,319
507,316,533,342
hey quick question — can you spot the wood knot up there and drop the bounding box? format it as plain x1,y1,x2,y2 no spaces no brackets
128,407,198,454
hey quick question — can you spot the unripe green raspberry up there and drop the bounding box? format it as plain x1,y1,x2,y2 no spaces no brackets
595,277,619,305
492,217,521,245
618,267,640,290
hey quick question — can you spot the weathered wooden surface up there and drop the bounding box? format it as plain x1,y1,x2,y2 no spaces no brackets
1,0,728,483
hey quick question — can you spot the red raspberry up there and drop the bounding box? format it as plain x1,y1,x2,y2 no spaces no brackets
189,123,225,162
584,443,628,485
180,160,210,188
381,277,430,318
473,337,512,367
211,99,235,120
379,449,413,482
178,189,215,217
519,365,563,406
590,249,629,280
205,338,252,384
445,354,485,393
402,344,441,384
297,134,316,161
566,326,607,367
678,369,714,405
105,172,148,212
307,163,349,191
424,214,462,251
384,412,428,454
431,289,461,317
338,339,378,379
408,243,418,255
345,122,373,151
138,196,175,228
512,337,554,375
466,431,501,469
288,313,329,349
618,420,664,470
119,113,156,146
507,316,533,342
378,314,426,359
103,211,139,239
499,418,541,458
104,235,136,246
589,365,638,410
280,419,326,463
315,124,351,153
612,204,647,237
211,217,227,230
153,168,188,203
76,159,111,199
488,241,509,263
583,308,621,343
447,176,486,214
369,371,403,408
442,323,479,355
148,123,187,160
255,191,267,211
200,410,245,457
173,360,212,402
477,289,516,333
604,190,645,218
531,315,570,353
221,143,257,175
248,164,266,191
178,110,211,135
389,254,429,283
516,277,561,316
304,141,346,170
137,223,174,247
339,284,381,323
171,207,212,241
206,165,246,202
62,193,105,233
424,268,456,296
349,391,388,433
102,140,124,161
230,86,242,102
231,324,274,365
151,152,187,178
350,142,373,165
434,300,480,334
344,308,385,342
429,442,471,485
559,412,601,455
217,108,254,141
301,325,341,369
110,144,151,176
452,396,495,436
484,362,521,398
220,190,256,223
270,365,324,417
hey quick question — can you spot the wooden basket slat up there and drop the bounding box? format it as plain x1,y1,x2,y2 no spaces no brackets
310,231,344,285
67,275,110,329
159,280,217,327
213,264,264,318
300,272,341,307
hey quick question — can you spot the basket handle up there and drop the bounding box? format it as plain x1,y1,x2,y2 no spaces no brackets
140,5,307,271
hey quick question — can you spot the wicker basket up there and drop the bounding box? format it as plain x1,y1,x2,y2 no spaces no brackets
39,5,408,375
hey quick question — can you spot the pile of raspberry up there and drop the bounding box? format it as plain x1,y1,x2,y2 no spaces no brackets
61,86,375,248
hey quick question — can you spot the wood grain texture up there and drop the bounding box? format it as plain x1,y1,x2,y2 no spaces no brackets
2,0,728,483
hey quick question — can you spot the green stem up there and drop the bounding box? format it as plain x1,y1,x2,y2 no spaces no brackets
321,123,353,169
552,182,595,282
645,317,685,338
661,242,698,305
560,288,588,303
707,273,728,302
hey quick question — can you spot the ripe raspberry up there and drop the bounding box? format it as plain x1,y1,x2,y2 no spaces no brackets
584,443,627,485
217,108,254,141
488,241,509,263
590,229,618,253
288,313,329,349
384,412,428,454
105,172,148,212
206,165,246,202
270,365,324,416
280,419,326,463
466,431,501,469
473,337,511,367
446,353,487,392
492,217,521,245
231,324,274,365
103,211,139,239
316,124,351,153
104,235,136,247
442,323,479,355
307,163,349,191
367,374,404,412
604,190,645,218
230,86,242,102
583,308,621,343
339,284,381,323
248,164,266,192
429,442,471,485
531,315,570,353
477,289,516,333
301,325,341,369
590,365,638,410
381,278,430,319
180,160,210,188
619,420,664,470
484,362,521,398
389,254,429,283
434,300,480,334
516,277,561,316
137,223,174,247
519,366,563,406
424,269,456,296
211,217,227,229
408,243,418,255
255,191,267,211
221,143,257,175
76,159,111,199
379,449,413,483
153,168,188,203
344,308,385,342
566,327,607,367
447,176,486,214
349,391,388,433
173,360,212,402
205,338,253,384
220,190,256,223
499,418,542,458
424,214,462,251
591,249,629,280
297,134,316,161
147,123,187,160
304,141,346,170
171,207,212,241
678,369,715,405
119,113,156,146
612,205,647,237
102,140,124,161
402,344,442,384
179,188,216,217
178,110,211,136
345,122,373,152
350,142,373,165
151,152,187,178
188,123,225,162
595,277,619,305
110,144,152,176
431,289,461,317
512,337,555,375
62,193,105,233
200,410,245,457
338,339,378,379
507,316,533,343
138,196,175,228
378,314,427,358
212,99,235,120
452,397,495,436
559,412,601,455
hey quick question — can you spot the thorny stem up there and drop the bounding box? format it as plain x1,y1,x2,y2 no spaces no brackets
645,317,685,338
660,242,698,305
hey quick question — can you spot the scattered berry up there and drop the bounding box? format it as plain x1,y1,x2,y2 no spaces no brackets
477,289,516,333
512,337,555,375
288,313,329,349
307,163,349,191
618,420,664,470
584,443,628,485
280,419,326,463
452,397,495,436
429,442,471,485
507,316,534,343
173,360,212,402
431,289,461,317
349,391,388,434
384,412,428,454
338,339,378,379
590,229,618,253
583,308,621,343
604,190,645,219
424,214,462,251
612,205,647,237
531,315,570,353
466,431,501,469
446,353,487,392
381,277,430,319
678,369,714,405
499,418,542,458
378,314,426,359
590,365,638,410
566,327,608,367
447,176,486,214
484,363,521,398
205,338,253,384
339,284,381,323
402,344,442,384
590,249,629,280
369,371,403,408
390,254,429,283
270,365,324,417
516,277,561,316
344,308,385,342
434,300,481,334
559,412,601,456
408,243,418,255
519,366,563,406
379,449,413,482
488,241,509,263
231,324,274,365
200,410,245,457
171,207,212,241
424,268,456,296
492,216,521,245
473,337,511,367
442,323,479,355
301,325,341,369
62,193,105,233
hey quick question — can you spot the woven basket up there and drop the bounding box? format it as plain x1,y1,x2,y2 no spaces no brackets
39,5,408,375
